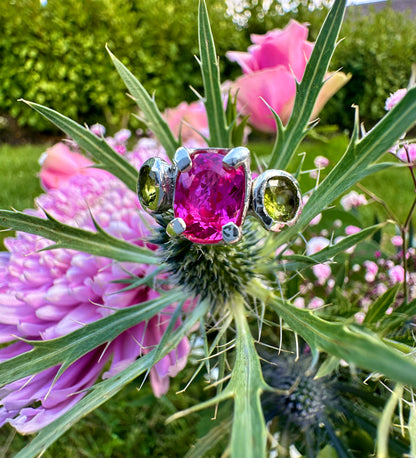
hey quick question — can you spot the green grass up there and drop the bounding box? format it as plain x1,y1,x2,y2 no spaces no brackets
0,143,46,248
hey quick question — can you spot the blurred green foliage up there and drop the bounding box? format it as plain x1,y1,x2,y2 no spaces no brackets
0,0,245,134
0,0,415,135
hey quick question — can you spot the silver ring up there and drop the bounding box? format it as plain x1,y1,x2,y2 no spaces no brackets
137,147,302,245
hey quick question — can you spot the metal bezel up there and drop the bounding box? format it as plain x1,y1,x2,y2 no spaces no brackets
252,169,302,231
137,157,177,215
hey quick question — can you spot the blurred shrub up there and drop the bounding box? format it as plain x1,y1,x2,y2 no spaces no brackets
0,0,245,134
1,0,415,135
328,6,416,129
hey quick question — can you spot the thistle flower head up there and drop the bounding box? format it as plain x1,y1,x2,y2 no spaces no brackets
262,354,337,429
151,219,264,309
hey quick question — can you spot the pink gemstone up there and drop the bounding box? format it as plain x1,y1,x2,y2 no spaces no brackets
174,149,246,244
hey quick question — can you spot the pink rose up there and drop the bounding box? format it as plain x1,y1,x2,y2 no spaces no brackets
163,101,209,147
39,142,106,191
227,20,349,132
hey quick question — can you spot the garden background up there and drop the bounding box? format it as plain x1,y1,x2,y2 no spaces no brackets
1,0,416,456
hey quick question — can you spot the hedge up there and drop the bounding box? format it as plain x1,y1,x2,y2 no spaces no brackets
0,0,245,134
0,0,415,135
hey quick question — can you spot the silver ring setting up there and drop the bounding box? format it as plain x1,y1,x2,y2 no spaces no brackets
137,147,302,245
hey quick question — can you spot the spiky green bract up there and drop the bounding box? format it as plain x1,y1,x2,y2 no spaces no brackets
152,220,263,309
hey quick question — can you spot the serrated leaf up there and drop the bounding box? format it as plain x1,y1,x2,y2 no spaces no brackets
106,47,179,158
20,100,138,192
268,0,347,169
167,299,268,458
198,0,228,147
15,299,209,458
250,280,416,387
266,223,385,271
272,87,416,249
0,291,182,388
0,209,158,265
227,300,268,458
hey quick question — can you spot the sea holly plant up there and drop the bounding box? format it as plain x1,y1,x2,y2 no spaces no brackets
1,0,416,457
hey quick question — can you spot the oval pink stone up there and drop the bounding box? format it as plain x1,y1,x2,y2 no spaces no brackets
174,149,246,244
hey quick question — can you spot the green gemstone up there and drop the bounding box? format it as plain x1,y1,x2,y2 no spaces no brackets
264,177,298,222
138,165,159,211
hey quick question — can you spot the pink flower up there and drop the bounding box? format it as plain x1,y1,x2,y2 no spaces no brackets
314,155,330,168
306,236,330,255
90,123,106,136
226,20,349,132
396,144,416,164
164,101,209,147
345,225,361,235
0,140,192,433
391,235,403,247
340,191,368,211
385,88,407,111
363,260,378,282
312,264,331,285
309,297,325,309
388,265,405,284
39,142,106,191
306,237,331,284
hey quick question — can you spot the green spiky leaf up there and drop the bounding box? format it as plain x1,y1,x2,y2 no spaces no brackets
272,87,416,249
0,291,182,388
20,100,138,192
268,0,347,169
106,47,180,158
0,209,157,265
198,0,228,147
14,300,209,458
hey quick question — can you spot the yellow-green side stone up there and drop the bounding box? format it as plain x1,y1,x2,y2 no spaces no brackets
139,165,159,211
264,178,297,222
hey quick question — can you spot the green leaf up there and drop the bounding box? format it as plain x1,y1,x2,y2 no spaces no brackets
198,0,228,147
185,417,233,458
363,283,401,326
250,280,416,387
167,299,268,458
0,291,182,388
0,209,158,265
15,300,209,458
264,223,385,272
20,100,138,192
227,300,268,458
106,47,180,158
272,87,416,249
268,0,347,169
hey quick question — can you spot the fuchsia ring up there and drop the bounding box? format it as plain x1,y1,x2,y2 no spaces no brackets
137,147,302,245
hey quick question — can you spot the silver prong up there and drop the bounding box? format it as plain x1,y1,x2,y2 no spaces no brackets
174,147,192,172
222,147,250,169
166,218,186,238
222,222,242,244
